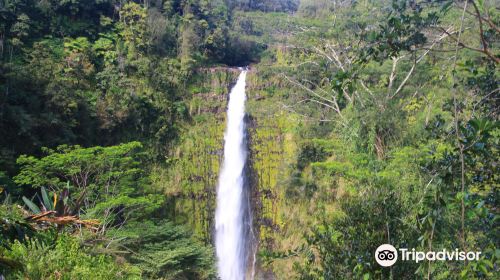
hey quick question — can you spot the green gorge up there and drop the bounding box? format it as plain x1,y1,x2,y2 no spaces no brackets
0,0,498,279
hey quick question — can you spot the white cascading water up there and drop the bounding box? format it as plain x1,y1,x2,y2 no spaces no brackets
215,70,249,280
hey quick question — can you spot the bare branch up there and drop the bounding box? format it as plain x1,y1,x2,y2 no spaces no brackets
391,27,454,98
459,3,500,33
438,25,499,63
359,80,375,98
281,74,346,121
279,102,336,123
388,56,404,90
282,74,337,107
392,59,416,98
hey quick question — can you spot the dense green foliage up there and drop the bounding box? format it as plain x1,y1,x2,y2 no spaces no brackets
0,0,498,279
2,235,140,279
244,1,499,279
109,221,215,279
0,0,246,278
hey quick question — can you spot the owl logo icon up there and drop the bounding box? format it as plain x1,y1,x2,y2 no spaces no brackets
375,244,398,267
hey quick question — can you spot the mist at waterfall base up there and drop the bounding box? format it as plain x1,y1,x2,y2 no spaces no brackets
215,70,252,280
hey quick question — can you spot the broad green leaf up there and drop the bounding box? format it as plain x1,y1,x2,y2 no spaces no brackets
41,187,53,210
22,196,41,214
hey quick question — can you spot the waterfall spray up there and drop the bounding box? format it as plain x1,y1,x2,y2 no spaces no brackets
215,70,250,280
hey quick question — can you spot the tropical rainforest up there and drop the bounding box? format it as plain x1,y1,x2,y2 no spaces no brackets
0,0,498,279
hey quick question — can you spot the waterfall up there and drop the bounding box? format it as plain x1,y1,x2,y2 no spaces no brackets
215,70,250,280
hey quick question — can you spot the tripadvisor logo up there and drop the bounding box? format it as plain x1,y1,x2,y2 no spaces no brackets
375,244,482,267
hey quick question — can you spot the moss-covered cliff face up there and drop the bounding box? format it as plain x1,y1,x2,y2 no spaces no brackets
246,73,297,278
246,67,310,279
151,68,238,243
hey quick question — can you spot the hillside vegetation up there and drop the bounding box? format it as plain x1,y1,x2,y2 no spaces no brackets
1,0,498,279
